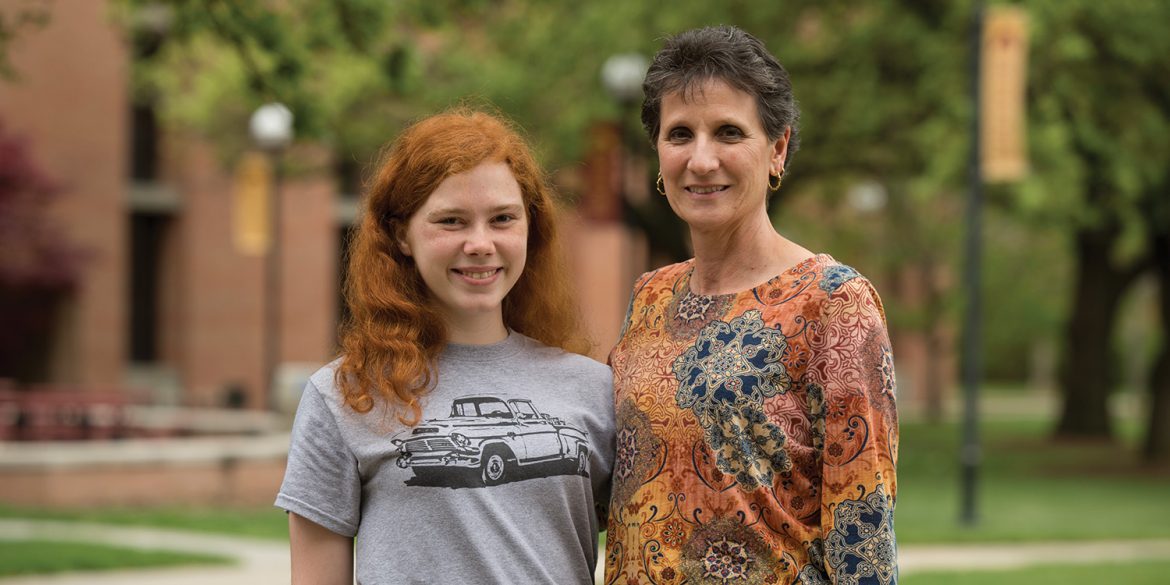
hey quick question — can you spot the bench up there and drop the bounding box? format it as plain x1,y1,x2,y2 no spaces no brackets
0,384,132,441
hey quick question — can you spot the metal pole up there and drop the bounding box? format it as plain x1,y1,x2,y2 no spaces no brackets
960,1,985,527
618,99,635,287
265,153,282,410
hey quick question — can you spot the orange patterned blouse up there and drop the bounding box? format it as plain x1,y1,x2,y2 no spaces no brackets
605,254,899,585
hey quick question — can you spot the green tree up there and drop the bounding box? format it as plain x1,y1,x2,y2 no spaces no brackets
1149,228,1170,462
1019,0,1170,450
119,0,1170,458
778,3,971,419
0,0,51,80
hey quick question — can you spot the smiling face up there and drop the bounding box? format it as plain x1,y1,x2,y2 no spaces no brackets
657,78,789,235
399,161,528,334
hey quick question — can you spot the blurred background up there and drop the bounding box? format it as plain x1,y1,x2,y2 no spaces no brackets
0,0,1168,583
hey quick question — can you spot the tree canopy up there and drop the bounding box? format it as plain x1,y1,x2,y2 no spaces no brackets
59,0,1170,456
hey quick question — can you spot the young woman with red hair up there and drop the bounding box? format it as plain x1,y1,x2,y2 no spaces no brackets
276,109,614,585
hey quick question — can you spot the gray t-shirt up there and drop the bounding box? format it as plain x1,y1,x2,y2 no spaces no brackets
276,332,615,585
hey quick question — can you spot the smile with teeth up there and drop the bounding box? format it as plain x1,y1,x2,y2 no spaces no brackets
455,267,501,279
687,185,728,194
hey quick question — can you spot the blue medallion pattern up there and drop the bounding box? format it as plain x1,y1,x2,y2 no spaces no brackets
798,566,832,585
819,265,860,293
796,538,831,584
673,310,790,419
707,404,791,489
879,344,896,399
825,484,898,585
673,310,792,490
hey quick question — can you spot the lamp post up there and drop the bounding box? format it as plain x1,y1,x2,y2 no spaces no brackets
961,2,985,527
602,53,648,106
249,102,293,409
601,53,648,216
601,52,648,303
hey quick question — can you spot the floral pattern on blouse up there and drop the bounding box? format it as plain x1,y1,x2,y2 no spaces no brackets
606,254,899,585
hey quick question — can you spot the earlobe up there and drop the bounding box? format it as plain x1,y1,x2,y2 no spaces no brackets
397,239,412,257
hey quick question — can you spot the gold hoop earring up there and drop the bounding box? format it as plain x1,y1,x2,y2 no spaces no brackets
656,172,666,195
768,169,784,192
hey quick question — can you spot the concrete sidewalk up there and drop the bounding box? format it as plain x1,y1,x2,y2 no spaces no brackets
898,539,1170,573
3,519,1170,583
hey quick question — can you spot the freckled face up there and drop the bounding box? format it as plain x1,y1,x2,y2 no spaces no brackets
399,162,528,327
657,78,788,234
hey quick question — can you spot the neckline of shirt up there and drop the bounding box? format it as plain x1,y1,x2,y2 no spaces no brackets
683,253,835,299
442,329,527,362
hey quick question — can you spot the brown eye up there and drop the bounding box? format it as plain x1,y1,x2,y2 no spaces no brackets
718,126,745,139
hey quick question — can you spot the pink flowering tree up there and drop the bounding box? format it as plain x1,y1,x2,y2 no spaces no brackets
0,119,84,383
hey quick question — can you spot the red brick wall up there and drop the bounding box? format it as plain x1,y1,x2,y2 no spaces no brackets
168,137,268,406
164,139,338,408
0,0,129,387
279,162,339,365
0,2,340,409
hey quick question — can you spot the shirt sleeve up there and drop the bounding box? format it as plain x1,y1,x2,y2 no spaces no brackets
591,369,616,525
275,378,362,538
806,277,899,584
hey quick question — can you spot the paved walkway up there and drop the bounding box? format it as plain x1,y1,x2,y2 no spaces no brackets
2,519,1170,583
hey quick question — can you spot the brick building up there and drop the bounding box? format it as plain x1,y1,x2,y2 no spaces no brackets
0,1,641,413
0,1,951,420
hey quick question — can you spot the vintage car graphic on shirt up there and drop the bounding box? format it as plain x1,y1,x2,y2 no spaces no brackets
391,395,590,487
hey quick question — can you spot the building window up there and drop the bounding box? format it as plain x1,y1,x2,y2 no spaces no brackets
128,212,170,362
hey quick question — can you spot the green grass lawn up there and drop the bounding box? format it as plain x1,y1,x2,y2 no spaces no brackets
0,504,289,541
0,539,229,577
10,416,1163,546
902,559,1170,585
895,417,1170,543
2,407,1167,582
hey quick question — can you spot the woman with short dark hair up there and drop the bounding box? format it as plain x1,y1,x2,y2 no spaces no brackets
606,26,899,584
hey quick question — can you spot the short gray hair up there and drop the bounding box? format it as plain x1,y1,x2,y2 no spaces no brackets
641,25,801,169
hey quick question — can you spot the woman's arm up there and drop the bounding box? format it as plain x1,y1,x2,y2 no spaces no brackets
807,278,899,584
289,512,354,585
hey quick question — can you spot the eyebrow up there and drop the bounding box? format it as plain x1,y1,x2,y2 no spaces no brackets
661,112,749,127
424,203,525,218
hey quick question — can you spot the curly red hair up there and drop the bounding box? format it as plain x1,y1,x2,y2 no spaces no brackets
336,108,589,424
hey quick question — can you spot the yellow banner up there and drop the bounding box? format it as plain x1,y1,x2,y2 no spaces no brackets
233,151,272,255
981,6,1030,183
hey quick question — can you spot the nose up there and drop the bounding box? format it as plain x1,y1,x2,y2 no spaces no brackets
686,136,719,175
463,224,495,256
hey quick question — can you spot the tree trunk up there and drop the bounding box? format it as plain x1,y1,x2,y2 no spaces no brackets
1143,232,1170,463
1055,226,1142,439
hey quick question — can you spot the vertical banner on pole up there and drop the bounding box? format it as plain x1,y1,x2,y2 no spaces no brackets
233,151,273,256
980,6,1029,182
